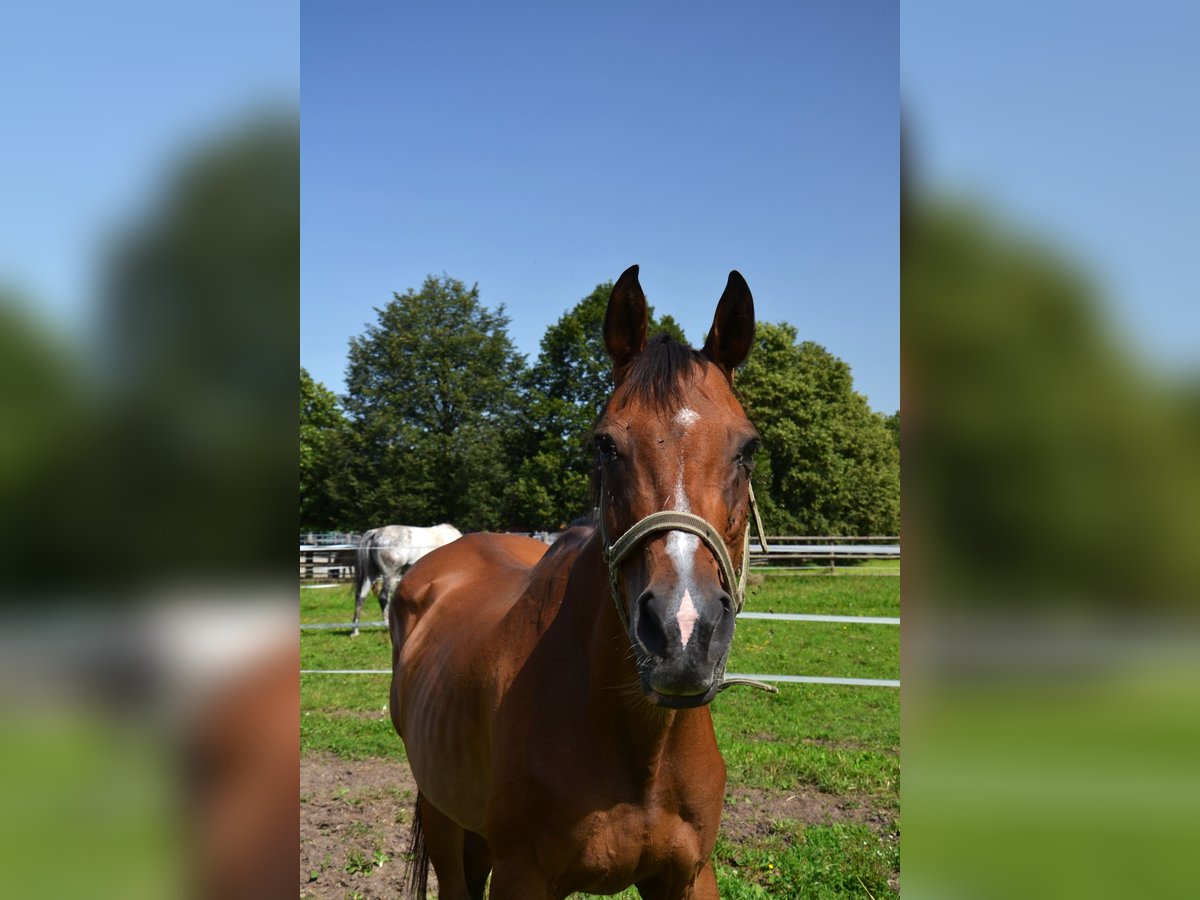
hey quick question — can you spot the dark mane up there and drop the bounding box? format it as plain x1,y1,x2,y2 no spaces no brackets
613,333,705,412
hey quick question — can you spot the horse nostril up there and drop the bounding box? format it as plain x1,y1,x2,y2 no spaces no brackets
635,592,668,658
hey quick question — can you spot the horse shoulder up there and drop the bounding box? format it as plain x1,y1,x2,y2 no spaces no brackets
392,532,553,832
394,532,553,688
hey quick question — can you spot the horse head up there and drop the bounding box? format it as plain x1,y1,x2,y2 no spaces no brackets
595,264,759,709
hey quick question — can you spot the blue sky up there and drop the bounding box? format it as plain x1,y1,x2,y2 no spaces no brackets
5,3,1196,424
902,2,1200,373
0,1,298,335
301,1,900,413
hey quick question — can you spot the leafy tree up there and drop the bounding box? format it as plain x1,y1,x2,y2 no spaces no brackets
343,275,524,532
300,367,350,528
737,323,900,536
505,280,688,529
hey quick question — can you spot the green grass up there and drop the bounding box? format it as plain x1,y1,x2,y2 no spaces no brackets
301,575,899,896
713,685,898,796
743,573,900,617
711,823,900,899
719,575,899,799
573,822,900,900
0,716,183,899
906,668,1200,897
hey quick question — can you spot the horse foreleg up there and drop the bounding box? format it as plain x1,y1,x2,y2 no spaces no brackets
636,858,719,900
352,570,373,637
415,793,476,900
689,860,720,900
379,574,398,621
486,859,557,900
462,830,492,900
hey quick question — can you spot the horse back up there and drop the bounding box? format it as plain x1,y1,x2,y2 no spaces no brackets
392,531,544,624
389,531,554,709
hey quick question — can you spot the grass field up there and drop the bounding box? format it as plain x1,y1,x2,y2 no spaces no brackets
300,572,899,898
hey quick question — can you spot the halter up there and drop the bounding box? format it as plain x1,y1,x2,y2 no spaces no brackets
596,481,776,695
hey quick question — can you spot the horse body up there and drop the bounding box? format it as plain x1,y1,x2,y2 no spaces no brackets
391,528,727,897
390,266,759,899
353,523,462,634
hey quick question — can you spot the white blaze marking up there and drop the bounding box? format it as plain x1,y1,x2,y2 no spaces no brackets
677,588,699,647
671,464,689,512
666,434,700,638
674,407,699,429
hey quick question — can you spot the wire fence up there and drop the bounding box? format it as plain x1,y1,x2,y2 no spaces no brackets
297,669,899,687
299,536,901,581
300,612,900,630
299,613,900,687
299,532,903,545
299,536,900,686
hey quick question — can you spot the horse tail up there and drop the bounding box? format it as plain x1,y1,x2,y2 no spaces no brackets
403,797,430,900
355,535,375,598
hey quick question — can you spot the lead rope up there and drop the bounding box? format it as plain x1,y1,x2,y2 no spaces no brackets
724,484,777,694
734,482,769,603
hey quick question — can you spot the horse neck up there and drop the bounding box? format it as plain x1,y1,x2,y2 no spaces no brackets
569,532,712,770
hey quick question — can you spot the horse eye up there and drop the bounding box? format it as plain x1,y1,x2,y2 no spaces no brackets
595,434,619,462
735,439,760,470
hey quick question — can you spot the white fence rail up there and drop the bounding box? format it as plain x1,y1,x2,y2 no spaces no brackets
300,536,901,581
299,614,900,687
300,612,899,631
301,516,901,680
297,669,899,687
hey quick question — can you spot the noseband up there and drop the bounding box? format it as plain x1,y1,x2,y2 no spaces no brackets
597,483,775,695
598,483,767,629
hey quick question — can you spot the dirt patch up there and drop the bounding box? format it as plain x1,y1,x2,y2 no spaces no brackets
300,753,898,898
300,753,425,899
721,784,895,844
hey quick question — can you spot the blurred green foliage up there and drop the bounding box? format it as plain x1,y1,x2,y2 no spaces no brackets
0,117,298,592
0,298,88,580
904,183,1200,897
905,197,1200,609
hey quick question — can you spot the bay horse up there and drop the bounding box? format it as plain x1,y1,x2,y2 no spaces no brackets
389,265,769,899
353,523,463,635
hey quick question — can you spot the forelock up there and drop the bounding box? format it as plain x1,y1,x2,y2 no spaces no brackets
611,333,705,412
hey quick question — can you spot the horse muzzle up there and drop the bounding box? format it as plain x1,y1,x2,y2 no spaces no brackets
598,499,767,708
630,586,736,708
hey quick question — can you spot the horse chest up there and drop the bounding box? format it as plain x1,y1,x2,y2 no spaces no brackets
503,708,725,889
557,802,709,892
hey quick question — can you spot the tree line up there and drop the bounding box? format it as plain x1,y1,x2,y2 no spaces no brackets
301,274,900,536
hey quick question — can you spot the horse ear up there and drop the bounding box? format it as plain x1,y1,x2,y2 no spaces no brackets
703,270,755,381
604,264,648,385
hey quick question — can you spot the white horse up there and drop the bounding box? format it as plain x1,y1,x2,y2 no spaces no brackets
352,524,463,635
